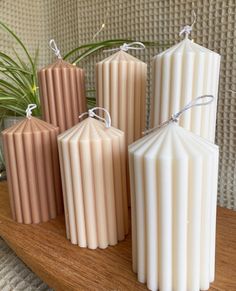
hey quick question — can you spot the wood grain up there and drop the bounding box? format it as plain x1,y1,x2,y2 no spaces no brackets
0,181,235,291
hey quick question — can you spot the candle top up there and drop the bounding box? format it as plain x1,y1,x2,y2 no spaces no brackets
2,117,59,135
156,38,221,58
58,117,124,142
129,122,218,158
39,59,83,71
98,50,145,64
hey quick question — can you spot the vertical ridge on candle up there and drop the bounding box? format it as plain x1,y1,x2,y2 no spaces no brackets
96,51,147,145
38,60,87,133
2,117,63,224
152,38,221,141
129,123,219,291
58,117,128,249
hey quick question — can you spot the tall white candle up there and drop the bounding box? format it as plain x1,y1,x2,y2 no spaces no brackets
58,108,128,249
151,28,221,141
129,97,219,291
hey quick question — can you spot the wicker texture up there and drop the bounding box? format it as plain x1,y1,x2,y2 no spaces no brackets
0,237,52,290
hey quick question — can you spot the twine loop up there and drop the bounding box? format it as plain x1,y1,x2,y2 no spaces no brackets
143,94,214,135
104,42,145,53
79,107,111,128
179,10,196,38
26,104,37,119
49,39,62,59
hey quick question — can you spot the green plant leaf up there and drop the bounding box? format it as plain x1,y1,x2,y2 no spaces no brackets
0,21,34,70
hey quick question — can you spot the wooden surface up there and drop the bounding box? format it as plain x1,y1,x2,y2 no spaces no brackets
0,181,235,291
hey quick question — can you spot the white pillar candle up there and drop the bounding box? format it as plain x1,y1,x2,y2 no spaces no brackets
129,97,219,291
151,28,221,141
58,108,128,249
96,43,147,145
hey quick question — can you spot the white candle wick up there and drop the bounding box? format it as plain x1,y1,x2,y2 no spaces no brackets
103,42,145,53
179,10,197,39
49,39,62,59
79,107,112,128
26,104,37,119
144,94,214,135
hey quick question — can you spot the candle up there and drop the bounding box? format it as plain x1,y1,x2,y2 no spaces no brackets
96,42,147,145
129,96,219,291
2,104,63,224
38,40,87,133
151,27,221,141
58,107,128,249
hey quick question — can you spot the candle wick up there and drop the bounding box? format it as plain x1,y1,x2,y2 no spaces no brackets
26,104,37,119
179,10,197,39
143,94,214,135
79,107,112,128
103,42,145,53
49,39,62,59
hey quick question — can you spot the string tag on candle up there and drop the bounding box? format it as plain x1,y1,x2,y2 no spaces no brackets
179,10,196,38
79,107,111,128
103,42,145,53
26,104,37,119
144,94,214,135
49,39,62,59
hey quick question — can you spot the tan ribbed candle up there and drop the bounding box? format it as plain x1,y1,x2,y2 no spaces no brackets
58,109,128,249
38,59,87,133
96,50,147,145
2,115,63,224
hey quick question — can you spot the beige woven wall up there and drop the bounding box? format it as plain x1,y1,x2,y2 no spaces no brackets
0,0,236,209
0,0,79,68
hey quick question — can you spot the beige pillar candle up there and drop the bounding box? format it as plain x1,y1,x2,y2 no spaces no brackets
2,104,63,224
58,107,128,249
38,40,87,133
96,42,147,145
129,96,219,291
151,27,221,141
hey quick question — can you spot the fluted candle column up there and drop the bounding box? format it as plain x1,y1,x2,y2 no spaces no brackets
151,30,221,141
2,105,63,224
96,44,147,145
129,98,219,291
38,40,87,133
58,108,128,249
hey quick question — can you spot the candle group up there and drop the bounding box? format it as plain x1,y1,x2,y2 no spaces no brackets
2,32,221,291
151,37,221,141
129,122,219,291
2,116,63,224
58,113,128,249
38,59,87,133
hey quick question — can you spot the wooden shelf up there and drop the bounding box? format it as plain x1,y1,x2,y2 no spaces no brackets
0,181,235,291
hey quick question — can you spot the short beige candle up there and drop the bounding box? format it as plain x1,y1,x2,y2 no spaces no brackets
58,108,128,249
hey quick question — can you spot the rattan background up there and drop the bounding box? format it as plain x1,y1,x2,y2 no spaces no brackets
0,0,236,209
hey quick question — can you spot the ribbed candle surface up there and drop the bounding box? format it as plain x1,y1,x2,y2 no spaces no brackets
96,50,147,145
58,117,128,249
129,123,219,291
151,38,221,141
2,117,63,224
38,59,87,133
